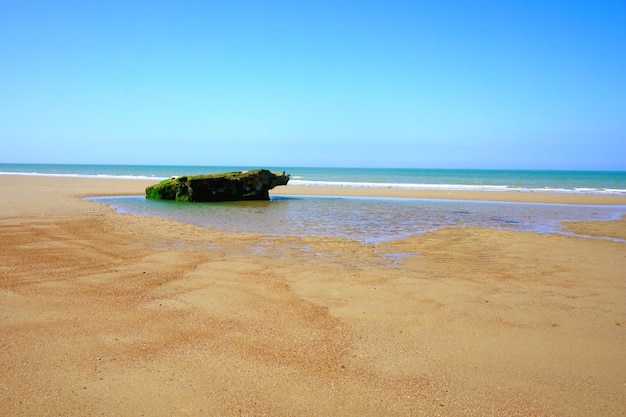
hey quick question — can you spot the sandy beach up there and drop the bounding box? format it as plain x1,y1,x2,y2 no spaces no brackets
279,184,626,205
1,176,625,416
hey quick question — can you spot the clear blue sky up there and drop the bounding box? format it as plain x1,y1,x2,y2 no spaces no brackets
2,0,625,169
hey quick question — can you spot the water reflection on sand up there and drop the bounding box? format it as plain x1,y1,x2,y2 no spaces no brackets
89,195,626,243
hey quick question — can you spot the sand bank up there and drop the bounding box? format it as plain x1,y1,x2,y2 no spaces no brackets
1,175,625,416
279,184,626,205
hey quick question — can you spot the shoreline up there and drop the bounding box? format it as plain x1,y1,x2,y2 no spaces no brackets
278,184,626,205
1,175,625,416
3,175,626,206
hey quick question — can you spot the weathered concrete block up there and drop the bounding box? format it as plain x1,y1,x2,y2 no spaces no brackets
145,169,290,202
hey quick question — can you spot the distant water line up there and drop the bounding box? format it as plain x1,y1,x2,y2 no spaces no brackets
2,163,626,195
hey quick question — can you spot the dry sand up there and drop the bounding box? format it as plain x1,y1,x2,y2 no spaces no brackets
1,176,625,416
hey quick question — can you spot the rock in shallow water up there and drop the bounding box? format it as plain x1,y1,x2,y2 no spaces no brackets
145,169,290,202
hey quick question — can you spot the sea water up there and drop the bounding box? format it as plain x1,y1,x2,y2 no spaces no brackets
3,163,625,242
2,163,626,194
88,195,626,243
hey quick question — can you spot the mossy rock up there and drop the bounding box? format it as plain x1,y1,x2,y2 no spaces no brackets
145,169,289,202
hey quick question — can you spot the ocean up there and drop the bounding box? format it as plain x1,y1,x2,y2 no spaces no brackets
3,163,626,242
2,163,626,194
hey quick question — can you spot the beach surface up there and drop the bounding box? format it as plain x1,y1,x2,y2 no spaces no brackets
279,184,626,205
1,176,625,416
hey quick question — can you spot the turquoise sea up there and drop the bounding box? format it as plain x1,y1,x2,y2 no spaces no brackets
2,163,626,194
3,163,626,242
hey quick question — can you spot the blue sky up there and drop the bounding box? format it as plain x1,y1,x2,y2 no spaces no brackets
2,0,625,169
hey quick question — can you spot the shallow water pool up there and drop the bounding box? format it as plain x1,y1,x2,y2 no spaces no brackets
88,195,626,243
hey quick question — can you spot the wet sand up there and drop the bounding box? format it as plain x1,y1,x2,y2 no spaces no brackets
279,184,626,205
1,176,625,416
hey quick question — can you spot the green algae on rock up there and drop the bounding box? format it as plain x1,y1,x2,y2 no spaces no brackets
145,169,290,202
